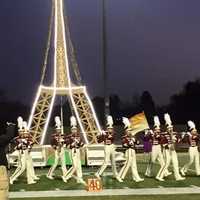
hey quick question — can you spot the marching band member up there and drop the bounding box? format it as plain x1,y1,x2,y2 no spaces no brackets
24,121,39,182
46,116,67,181
10,118,37,184
145,116,172,181
158,113,185,181
143,131,152,163
180,121,200,176
117,117,144,182
9,117,24,181
63,116,86,185
95,115,118,180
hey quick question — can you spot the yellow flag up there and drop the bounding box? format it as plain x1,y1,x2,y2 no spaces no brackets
129,112,149,135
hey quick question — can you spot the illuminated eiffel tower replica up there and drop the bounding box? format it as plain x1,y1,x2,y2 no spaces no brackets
28,0,102,145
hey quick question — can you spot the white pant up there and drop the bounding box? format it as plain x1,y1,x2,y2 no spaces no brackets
10,150,35,184
10,150,22,179
47,147,67,177
96,144,117,177
145,145,166,178
160,147,182,180
182,146,200,175
64,148,83,181
118,148,142,181
27,152,37,179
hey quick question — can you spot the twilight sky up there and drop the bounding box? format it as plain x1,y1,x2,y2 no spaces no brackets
0,0,200,106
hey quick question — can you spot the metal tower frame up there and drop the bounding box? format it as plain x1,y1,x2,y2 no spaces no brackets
28,0,102,144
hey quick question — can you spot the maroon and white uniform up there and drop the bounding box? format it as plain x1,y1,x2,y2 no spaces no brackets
47,132,67,180
161,131,181,151
95,129,118,178
188,134,200,147
10,132,38,185
159,130,185,181
145,129,170,180
15,135,30,151
97,130,114,145
181,131,200,176
68,132,84,150
51,133,66,150
117,131,143,182
63,131,85,184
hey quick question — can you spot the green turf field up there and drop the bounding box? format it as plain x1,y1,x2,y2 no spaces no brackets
9,152,200,192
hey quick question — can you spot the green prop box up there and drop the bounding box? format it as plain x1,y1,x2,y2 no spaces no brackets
47,150,86,166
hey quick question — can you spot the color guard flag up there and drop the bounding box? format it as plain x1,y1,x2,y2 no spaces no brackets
129,112,149,135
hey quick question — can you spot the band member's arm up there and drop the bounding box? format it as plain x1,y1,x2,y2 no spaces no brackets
160,133,168,148
122,137,128,148
79,139,84,148
197,134,200,141
64,134,71,147
97,134,104,143
174,132,182,143
135,139,140,145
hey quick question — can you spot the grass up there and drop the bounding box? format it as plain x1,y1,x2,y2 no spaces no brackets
9,152,200,192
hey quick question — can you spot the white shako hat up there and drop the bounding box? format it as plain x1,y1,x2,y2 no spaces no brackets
153,116,160,129
164,113,173,128
70,116,77,130
17,116,23,132
187,120,196,131
106,115,114,129
55,116,61,130
22,121,29,133
122,117,132,131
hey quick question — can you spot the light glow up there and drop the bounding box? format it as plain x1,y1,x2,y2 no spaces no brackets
28,86,42,129
59,0,89,143
84,87,102,133
40,0,59,145
40,85,85,91
40,91,56,144
28,0,102,145
54,0,58,88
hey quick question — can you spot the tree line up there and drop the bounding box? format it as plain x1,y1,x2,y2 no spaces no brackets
1,78,200,132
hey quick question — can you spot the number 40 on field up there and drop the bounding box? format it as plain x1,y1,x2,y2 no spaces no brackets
87,178,102,192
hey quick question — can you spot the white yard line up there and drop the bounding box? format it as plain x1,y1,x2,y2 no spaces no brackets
9,187,200,198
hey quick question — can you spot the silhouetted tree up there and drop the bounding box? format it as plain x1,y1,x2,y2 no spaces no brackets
140,91,156,125
92,96,104,126
168,78,200,125
110,94,122,123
